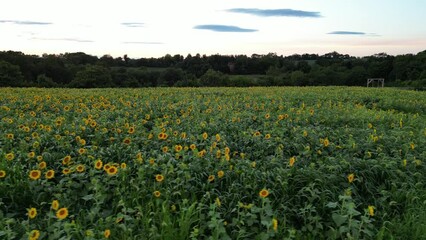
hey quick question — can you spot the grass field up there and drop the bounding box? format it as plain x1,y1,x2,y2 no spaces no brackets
1,87,425,239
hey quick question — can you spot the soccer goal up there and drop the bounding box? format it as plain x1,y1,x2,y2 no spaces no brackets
367,78,384,87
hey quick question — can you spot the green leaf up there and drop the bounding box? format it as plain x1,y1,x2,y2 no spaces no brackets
82,194,94,201
332,213,347,227
326,202,338,208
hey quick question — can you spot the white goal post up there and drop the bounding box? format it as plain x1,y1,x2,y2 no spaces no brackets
367,78,384,87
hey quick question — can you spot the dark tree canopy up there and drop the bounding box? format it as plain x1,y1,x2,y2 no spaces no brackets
0,50,425,88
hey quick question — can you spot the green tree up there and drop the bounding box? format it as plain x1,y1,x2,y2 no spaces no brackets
36,74,58,88
0,60,24,87
69,65,112,88
200,69,228,86
159,68,185,86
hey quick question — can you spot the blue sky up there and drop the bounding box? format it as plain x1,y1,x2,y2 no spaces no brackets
0,0,425,58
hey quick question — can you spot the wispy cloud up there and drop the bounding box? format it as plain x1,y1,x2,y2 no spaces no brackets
328,31,366,35
194,25,257,32
226,8,321,18
122,41,164,44
32,37,93,43
0,20,52,25
121,22,144,28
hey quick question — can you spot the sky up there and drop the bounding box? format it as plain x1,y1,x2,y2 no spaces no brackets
1,0,425,58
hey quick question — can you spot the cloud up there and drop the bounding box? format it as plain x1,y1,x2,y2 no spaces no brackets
328,31,366,35
121,22,144,28
0,20,52,25
32,37,93,43
122,41,164,44
193,25,257,32
226,8,321,18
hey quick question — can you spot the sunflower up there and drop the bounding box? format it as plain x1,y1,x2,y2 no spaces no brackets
106,166,118,176
51,200,59,210
28,207,37,219
202,132,208,140
347,173,355,183
28,151,36,158
120,163,127,169
29,229,40,240
265,134,271,139
0,170,5,178
56,207,69,220
253,131,261,137
208,175,215,182
224,147,230,155
368,205,375,217
217,170,224,179
38,161,46,170
149,159,155,165
190,144,196,150
174,145,183,152
123,138,131,144
272,218,278,232
197,150,206,158
215,197,221,207
259,189,269,198
5,152,14,161
29,170,41,180
160,133,168,140
162,146,169,153
78,148,86,155
62,168,71,175
104,229,111,238
95,159,103,169
62,155,71,165
128,127,135,134
6,133,14,139
76,164,85,173
155,174,164,182
216,150,221,159
215,134,221,142
45,170,55,179
154,190,161,198
323,138,330,147
289,157,296,167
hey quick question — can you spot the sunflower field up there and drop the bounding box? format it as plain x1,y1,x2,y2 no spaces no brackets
0,87,425,240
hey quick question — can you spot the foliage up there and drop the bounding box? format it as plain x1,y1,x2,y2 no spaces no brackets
0,60,24,87
1,50,426,88
0,87,425,239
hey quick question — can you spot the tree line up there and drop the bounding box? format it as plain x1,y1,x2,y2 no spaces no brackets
0,50,425,88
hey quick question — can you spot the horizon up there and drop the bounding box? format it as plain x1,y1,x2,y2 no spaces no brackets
2,49,425,60
1,0,426,58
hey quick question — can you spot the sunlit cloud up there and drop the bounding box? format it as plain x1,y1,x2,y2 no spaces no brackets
226,8,321,18
0,20,52,25
194,25,258,32
121,22,144,28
